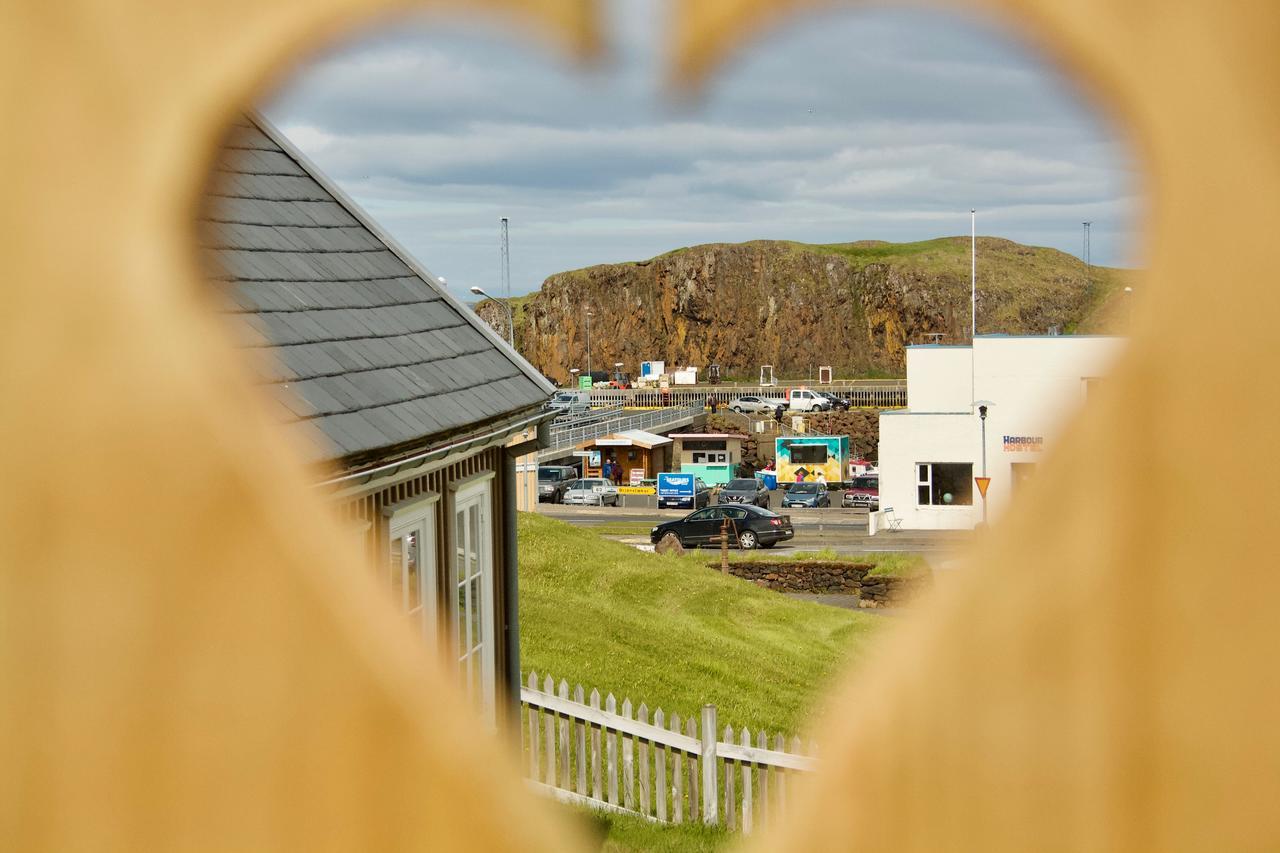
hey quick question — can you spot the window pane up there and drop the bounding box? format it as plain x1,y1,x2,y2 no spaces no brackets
918,485,931,505
469,575,482,658
917,464,929,484
791,445,828,464
389,535,404,591
406,530,420,611
931,463,974,506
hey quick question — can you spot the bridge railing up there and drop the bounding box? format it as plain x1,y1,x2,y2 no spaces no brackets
546,403,705,452
585,383,906,409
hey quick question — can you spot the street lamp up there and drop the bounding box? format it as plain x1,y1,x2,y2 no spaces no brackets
973,399,996,524
470,286,513,347
585,310,594,380
569,368,579,389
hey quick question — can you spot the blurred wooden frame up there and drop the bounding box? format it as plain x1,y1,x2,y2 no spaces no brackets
2,0,1279,850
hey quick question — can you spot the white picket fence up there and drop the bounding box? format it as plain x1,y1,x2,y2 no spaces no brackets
521,672,815,832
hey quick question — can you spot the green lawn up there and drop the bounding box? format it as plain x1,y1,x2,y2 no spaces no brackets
518,512,884,735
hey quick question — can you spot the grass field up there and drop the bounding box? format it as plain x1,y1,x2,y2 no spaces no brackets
518,514,899,851
518,512,885,735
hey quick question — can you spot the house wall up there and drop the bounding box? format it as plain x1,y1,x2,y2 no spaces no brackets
880,337,1125,530
333,445,518,726
906,346,974,411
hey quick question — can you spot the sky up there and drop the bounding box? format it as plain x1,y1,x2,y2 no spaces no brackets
264,0,1141,297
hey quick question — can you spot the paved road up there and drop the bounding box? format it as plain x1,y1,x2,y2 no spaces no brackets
535,502,968,557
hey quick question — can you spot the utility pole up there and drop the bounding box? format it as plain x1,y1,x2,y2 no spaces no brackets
1082,221,1092,290
971,209,977,340
500,217,510,301
586,310,593,380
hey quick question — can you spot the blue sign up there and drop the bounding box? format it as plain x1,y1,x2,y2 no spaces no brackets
657,473,694,498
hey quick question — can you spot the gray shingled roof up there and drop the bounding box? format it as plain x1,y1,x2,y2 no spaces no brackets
200,115,552,467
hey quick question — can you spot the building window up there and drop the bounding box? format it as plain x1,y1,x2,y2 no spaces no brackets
452,479,495,721
388,498,439,642
790,445,828,465
691,451,728,463
916,463,973,506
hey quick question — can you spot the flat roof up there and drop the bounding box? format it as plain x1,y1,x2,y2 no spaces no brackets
668,433,741,439
591,429,673,449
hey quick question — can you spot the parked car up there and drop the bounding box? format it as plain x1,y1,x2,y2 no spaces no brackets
819,391,852,411
717,477,770,507
650,504,794,550
657,473,712,510
728,395,786,414
537,465,578,503
787,389,831,412
842,474,879,509
548,389,591,414
562,478,620,506
782,482,831,508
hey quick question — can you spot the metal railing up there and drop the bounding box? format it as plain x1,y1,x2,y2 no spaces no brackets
584,383,906,409
546,403,705,451
550,403,624,429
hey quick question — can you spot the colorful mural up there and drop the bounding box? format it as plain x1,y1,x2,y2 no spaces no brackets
775,435,849,484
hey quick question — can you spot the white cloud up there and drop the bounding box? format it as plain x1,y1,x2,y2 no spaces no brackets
262,0,1140,293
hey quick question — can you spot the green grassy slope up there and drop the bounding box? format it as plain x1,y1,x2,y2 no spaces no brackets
517,513,883,734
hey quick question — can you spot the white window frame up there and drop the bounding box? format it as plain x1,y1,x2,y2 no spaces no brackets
916,462,974,507
387,495,439,643
450,475,497,723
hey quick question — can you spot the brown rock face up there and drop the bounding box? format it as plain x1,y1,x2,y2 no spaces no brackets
476,237,1128,384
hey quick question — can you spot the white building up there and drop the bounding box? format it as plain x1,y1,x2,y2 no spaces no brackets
878,335,1124,530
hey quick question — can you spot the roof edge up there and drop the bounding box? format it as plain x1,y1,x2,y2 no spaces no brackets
247,111,556,398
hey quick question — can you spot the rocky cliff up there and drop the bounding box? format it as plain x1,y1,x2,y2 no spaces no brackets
477,237,1129,383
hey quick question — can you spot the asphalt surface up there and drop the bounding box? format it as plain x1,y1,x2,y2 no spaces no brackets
535,500,969,557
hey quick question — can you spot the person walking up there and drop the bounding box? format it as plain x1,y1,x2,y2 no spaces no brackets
774,405,785,427
816,470,827,486
709,395,719,415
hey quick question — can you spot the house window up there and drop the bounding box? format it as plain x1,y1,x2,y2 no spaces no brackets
452,479,496,721
387,498,439,642
691,451,728,463
916,463,973,506
790,445,828,465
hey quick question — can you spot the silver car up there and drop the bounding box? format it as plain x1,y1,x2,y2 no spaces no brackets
561,478,620,506
729,395,788,414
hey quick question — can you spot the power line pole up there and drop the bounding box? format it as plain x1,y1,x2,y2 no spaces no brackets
970,209,977,341
500,216,510,301
1082,221,1092,290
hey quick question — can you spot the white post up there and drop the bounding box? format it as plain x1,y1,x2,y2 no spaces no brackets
701,705,718,825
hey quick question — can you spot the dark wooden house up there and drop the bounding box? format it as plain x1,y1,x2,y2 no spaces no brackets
199,114,555,725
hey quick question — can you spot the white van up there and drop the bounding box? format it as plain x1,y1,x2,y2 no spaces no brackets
787,389,831,412
548,390,591,413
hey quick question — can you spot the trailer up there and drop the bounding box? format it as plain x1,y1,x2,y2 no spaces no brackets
775,434,849,485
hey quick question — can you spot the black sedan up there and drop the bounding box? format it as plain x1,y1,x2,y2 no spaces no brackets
717,477,770,507
782,482,831,508
650,504,794,550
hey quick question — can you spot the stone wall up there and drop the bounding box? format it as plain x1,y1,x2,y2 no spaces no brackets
857,575,931,608
722,560,931,606
724,561,870,595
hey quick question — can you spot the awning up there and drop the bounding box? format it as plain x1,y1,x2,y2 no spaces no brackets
592,429,673,449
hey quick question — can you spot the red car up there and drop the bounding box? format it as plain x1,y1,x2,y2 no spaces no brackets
842,475,879,509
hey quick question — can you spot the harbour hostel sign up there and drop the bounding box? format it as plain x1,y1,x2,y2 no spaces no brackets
1003,435,1044,452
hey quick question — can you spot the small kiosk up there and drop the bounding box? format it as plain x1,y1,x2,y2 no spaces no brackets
669,433,745,486
580,429,672,483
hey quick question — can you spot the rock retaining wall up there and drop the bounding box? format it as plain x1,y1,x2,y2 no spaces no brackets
723,560,931,606
724,561,870,595
857,576,931,608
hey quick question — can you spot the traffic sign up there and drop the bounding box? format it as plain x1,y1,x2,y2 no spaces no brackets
975,476,991,497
